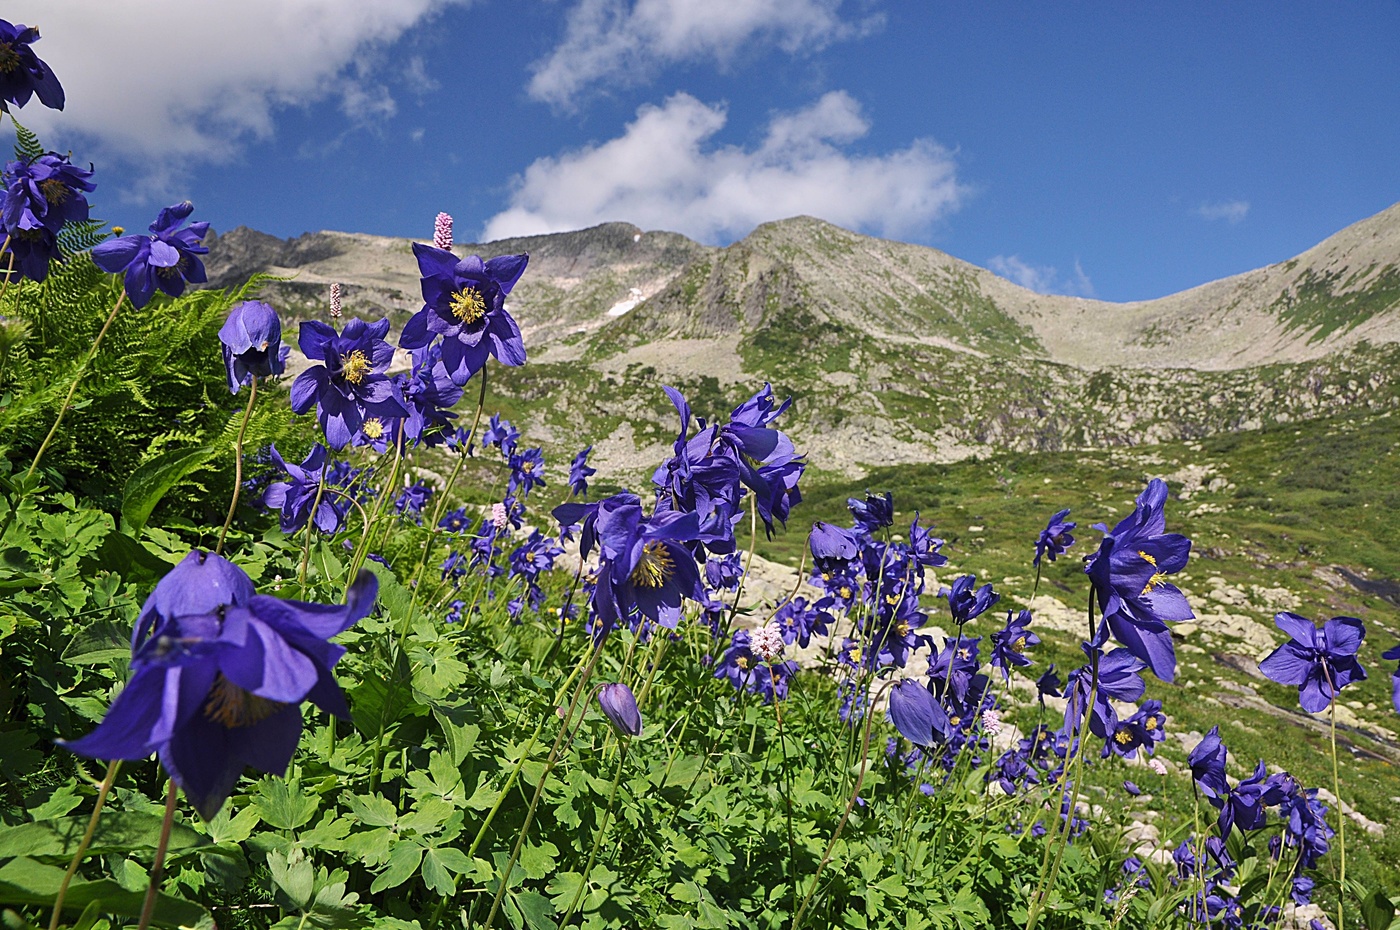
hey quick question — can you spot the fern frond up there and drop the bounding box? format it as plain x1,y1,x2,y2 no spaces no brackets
57,220,110,259
10,116,43,162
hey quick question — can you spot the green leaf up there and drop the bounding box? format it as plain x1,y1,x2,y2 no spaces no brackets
0,856,211,929
518,841,559,880
252,777,319,831
368,841,423,894
1358,884,1396,930
267,847,315,910
0,812,207,860
119,445,215,535
344,793,398,828
419,848,457,897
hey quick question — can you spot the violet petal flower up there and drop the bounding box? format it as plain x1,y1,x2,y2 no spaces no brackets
889,679,950,747
1034,508,1076,566
0,20,64,111
219,300,286,393
290,318,410,450
1259,612,1367,713
1188,725,1230,799
90,201,210,308
63,551,377,819
399,245,528,385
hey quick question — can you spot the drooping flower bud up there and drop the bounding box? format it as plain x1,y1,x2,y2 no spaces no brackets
597,682,641,737
888,679,949,747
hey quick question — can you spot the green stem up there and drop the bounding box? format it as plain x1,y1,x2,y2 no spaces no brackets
770,667,799,921
136,778,178,930
482,645,604,928
48,760,120,930
216,377,258,555
28,290,127,480
559,741,629,927
1329,674,1347,930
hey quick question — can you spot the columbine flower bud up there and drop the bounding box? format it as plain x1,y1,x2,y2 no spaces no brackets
434,211,453,251
597,682,641,737
751,622,784,662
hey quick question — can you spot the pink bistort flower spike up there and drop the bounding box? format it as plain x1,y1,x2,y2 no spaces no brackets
981,708,1003,736
434,211,453,251
751,622,785,662
329,281,342,319
491,502,508,529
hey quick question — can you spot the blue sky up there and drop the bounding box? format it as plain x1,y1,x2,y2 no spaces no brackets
13,1,1400,301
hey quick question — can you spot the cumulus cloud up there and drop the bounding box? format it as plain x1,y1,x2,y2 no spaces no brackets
1195,199,1250,224
528,0,883,108
482,91,965,244
988,255,1094,297
8,1,465,197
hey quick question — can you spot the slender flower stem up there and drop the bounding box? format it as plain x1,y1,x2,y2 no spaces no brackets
297,457,331,592
1327,669,1347,930
559,740,629,927
216,377,258,554
28,290,127,479
769,666,799,921
792,679,892,930
48,760,121,930
136,778,179,930
483,645,604,928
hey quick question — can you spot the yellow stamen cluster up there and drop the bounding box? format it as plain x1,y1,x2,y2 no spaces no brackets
341,350,372,385
1012,635,1028,653
1138,549,1169,595
1114,729,1134,745
847,646,863,666
40,178,70,205
450,286,487,324
0,44,18,73
362,418,385,440
204,674,286,728
736,656,749,669
838,585,853,600
629,541,674,588
1145,715,1159,730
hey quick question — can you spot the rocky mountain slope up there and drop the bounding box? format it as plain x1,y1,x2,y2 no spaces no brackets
202,202,1400,476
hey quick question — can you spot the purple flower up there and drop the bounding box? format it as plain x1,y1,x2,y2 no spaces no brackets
848,491,893,535
1085,478,1193,682
263,444,348,535
908,514,948,571
1035,664,1062,705
439,507,472,534
889,679,950,747
0,153,94,280
1034,508,1076,567
90,202,210,309
63,550,377,819
586,492,705,637
944,574,999,625
219,301,287,394
482,413,519,456
1384,643,1400,714
1188,726,1230,800
809,520,859,572
990,609,1039,678
569,445,596,496
399,343,463,446
290,318,410,450
1259,612,1367,713
0,20,64,111
597,683,642,737
508,447,546,498
394,482,433,522
399,245,528,385
1217,759,1288,836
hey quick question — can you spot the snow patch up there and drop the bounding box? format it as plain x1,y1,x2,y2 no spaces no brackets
606,287,645,317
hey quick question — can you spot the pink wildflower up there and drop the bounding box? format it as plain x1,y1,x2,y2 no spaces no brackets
434,211,453,251
329,282,342,319
751,622,785,662
491,502,508,529
981,708,1003,736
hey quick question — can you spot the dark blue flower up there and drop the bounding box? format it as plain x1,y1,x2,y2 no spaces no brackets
63,550,378,819
399,245,528,385
482,413,519,457
1216,759,1288,836
1258,612,1367,713
990,609,1039,678
290,318,410,450
508,447,546,498
587,492,706,637
219,300,287,394
809,520,859,573
704,551,744,591
1385,643,1400,714
90,202,210,309
439,507,472,534
1085,478,1193,682
908,514,948,571
889,679,950,747
1188,725,1230,800
0,20,64,111
944,574,999,625
597,683,642,737
848,491,893,535
1034,508,1076,566
569,445,595,496
399,343,463,446
1035,664,1062,705
0,153,94,280
394,482,433,522
263,444,347,534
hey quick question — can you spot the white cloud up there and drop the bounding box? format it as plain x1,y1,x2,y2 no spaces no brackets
8,1,465,198
988,254,1095,297
1195,199,1250,224
528,0,883,108
482,91,965,244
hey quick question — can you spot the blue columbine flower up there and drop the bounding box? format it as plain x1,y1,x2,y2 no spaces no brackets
219,300,288,394
90,201,210,309
290,318,410,450
399,245,528,385
1035,664,1062,706
1085,478,1193,682
597,683,642,737
889,679,951,747
944,574,1000,625
990,609,1039,679
1188,725,1230,799
569,445,596,496
908,514,948,571
0,153,94,281
0,20,64,111
848,491,894,535
1384,643,1400,714
809,520,859,573
482,413,519,457
63,550,378,819
1034,508,1076,566
508,446,546,498
263,444,348,535
1259,612,1367,713
399,343,463,446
